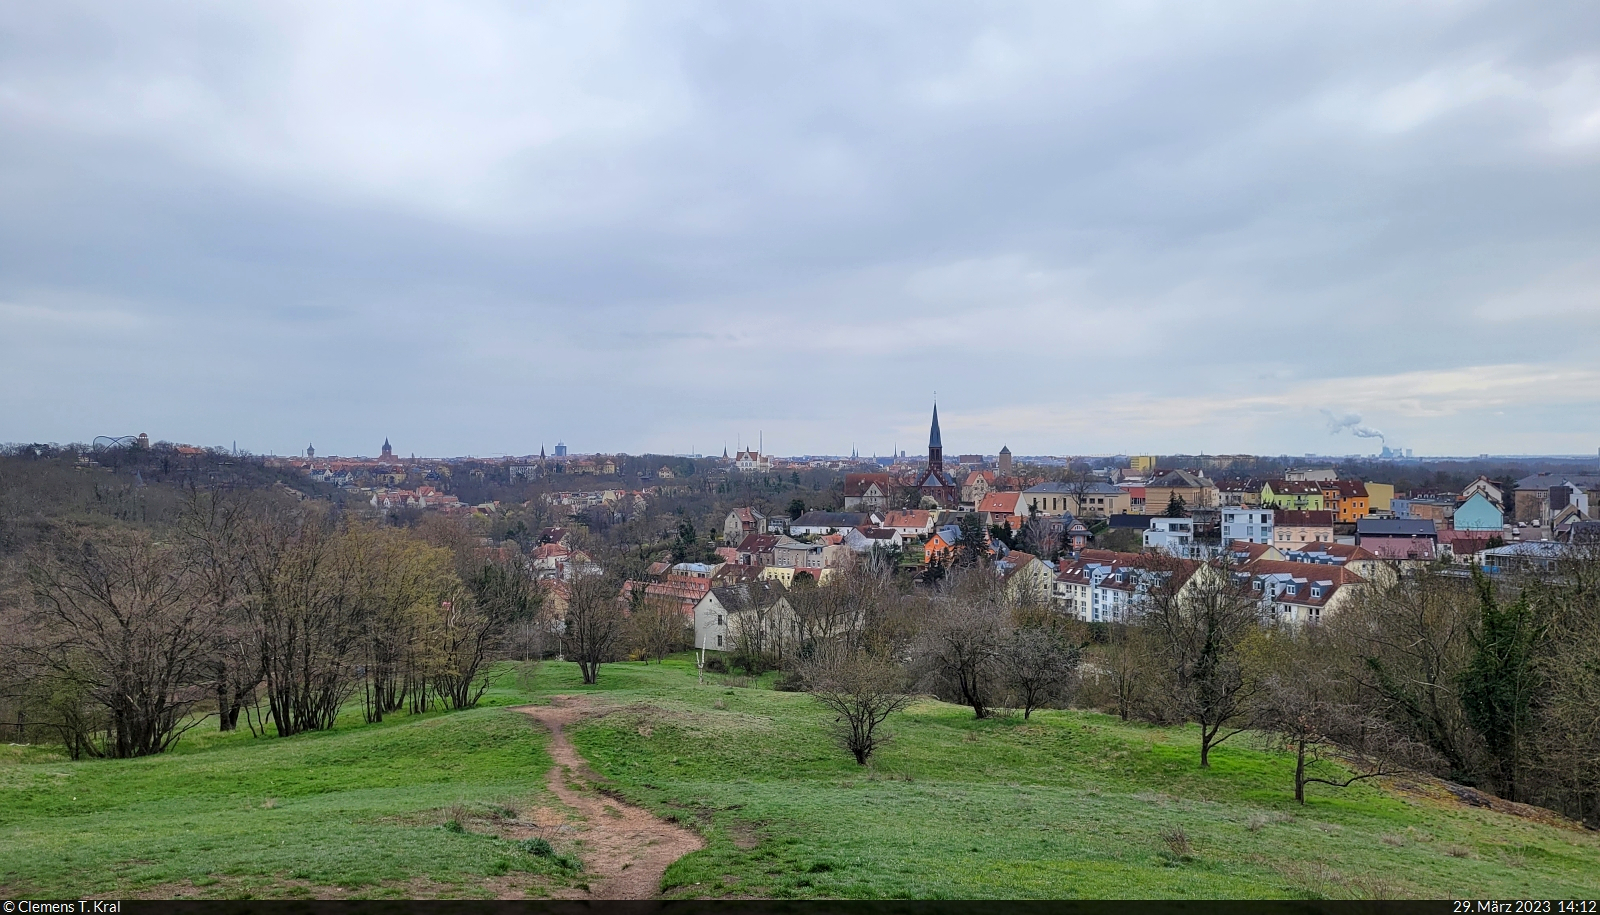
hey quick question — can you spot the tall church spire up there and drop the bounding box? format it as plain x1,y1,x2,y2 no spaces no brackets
927,402,943,474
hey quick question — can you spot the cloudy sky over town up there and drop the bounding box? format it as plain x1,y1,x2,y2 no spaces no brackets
3,1,1598,458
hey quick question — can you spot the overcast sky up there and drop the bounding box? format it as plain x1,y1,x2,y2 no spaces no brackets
3,2,1598,459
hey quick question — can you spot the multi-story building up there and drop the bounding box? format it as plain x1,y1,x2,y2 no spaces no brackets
1272,510,1334,549
1221,507,1274,545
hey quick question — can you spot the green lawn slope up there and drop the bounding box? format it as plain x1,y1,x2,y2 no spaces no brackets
550,657,1600,900
2,657,1597,899
0,669,572,899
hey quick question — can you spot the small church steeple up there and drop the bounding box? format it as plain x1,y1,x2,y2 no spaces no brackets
381,437,392,458
927,402,943,474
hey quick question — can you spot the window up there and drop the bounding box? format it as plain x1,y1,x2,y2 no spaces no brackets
717,614,724,625
716,635,723,647
1252,580,1263,591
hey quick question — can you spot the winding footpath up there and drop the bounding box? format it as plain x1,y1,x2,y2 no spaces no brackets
514,697,704,899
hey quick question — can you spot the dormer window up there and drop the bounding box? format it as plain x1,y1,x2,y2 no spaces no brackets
1252,579,1263,591
1310,586,1323,599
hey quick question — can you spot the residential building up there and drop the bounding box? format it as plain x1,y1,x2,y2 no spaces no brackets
1129,456,1157,474
880,509,935,540
1452,492,1504,532
1145,470,1218,515
1461,476,1505,510
1356,518,1438,561
1365,482,1395,514
1143,517,1195,557
961,470,997,506
1320,480,1370,524
978,491,1031,529
1053,549,1210,623
1284,468,1337,482
843,473,892,511
1272,510,1335,549
790,510,877,536
1261,481,1326,512
1281,542,1394,587
1406,499,1456,526
693,581,796,655
996,551,1053,604
734,533,779,566
843,526,904,553
723,507,767,544
1021,481,1131,517
1216,479,1263,507
1220,507,1274,545
1235,559,1368,626
1514,473,1600,524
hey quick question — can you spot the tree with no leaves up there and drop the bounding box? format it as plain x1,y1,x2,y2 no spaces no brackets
1141,557,1261,767
22,531,212,758
1005,624,1082,719
629,590,688,664
800,642,911,765
914,568,1010,718
562,570,627,685
1251,624,1432,804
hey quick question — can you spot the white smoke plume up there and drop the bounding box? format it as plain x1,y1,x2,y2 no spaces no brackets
1321,409,1385,443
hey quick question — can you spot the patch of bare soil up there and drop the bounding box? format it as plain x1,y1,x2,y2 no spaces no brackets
514,696,706,899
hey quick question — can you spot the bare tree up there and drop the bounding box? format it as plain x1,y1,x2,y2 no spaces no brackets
629,590,688,664
914,569,1010,718
435,556,539,708
22,531,211,757
562,571,626,685
801,642,911,765
1251,625,1433,804
1141,558,1262,767
1333,570,1479,780
176,486,259,732
1005,624,1081,719
238,505,363,736
1063,470,1098,521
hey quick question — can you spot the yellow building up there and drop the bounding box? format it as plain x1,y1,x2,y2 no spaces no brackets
1365,482,1394,513
1129,455,1157,474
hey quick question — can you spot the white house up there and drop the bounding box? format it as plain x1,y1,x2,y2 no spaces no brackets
693,581,796,654
1143,517,1195,557
1221,508,1274,545
842,527,904,553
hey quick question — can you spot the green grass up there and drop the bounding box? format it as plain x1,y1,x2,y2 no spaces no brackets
547,657,1600,899
4,656,1599,899
0,666,570,899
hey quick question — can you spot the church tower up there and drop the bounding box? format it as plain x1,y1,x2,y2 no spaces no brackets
381,438,393,459
928,402,944,474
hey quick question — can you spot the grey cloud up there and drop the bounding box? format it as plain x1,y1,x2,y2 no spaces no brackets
3,1,1599,456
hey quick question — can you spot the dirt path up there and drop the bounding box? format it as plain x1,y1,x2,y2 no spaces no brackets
514,697,704,899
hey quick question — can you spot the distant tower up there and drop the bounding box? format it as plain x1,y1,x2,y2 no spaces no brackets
307,444,315,459
928,402,944,475
137,432,150,449
382,438,393,458
554,442,568,458
540,445,546,464
999,445,1012,475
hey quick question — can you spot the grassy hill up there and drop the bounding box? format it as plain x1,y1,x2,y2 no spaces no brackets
3,657,1598,899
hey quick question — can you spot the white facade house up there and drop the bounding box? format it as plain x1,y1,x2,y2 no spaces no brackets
693,581,795,654
1221,508,1274,545
1143,517,1195,557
